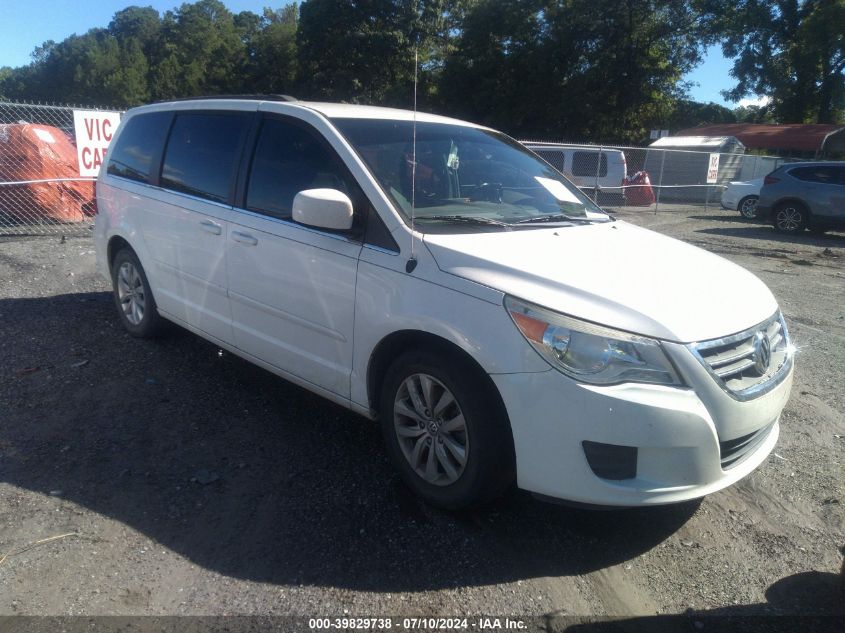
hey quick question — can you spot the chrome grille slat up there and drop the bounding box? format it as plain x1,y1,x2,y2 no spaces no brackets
688,311,793,402
707,341,756,368
714,357,755,378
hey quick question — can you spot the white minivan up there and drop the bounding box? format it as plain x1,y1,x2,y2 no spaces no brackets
521,142,627,205
94,97,794,510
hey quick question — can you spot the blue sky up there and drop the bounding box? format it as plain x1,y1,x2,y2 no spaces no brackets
2,2,748,108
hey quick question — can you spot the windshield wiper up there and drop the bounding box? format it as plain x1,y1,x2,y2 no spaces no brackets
416,215,511,228
514,213,611,225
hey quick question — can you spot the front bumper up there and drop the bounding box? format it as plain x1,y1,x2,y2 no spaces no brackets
492,348,793,506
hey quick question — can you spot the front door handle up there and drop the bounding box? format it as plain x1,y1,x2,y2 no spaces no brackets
231,230,258,246
199,220,222,235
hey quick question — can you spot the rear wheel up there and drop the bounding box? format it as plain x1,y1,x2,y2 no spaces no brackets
738,195,759,219
111,248,164,338
773,202,808,234
379,349,514,510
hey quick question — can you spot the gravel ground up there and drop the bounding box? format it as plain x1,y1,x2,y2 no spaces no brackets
0,209,843,629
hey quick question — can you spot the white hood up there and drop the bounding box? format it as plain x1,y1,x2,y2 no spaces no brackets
423,221,777,343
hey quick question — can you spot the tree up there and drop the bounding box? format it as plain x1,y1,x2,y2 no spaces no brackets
439,0,708,143
296,0,447,105
703,0,845,123
241,5,299,94
667,99,738,129
150,0,249,99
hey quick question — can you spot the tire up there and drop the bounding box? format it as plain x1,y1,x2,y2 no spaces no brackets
772,201,808,234
110,248,164,338
379,349,515,510
738,195,759,219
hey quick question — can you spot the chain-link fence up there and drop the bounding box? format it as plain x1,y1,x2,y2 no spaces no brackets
521,140,803,214
0,101,120,237
0,99,819,237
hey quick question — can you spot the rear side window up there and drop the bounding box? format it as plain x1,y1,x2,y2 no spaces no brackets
572,151,608,177
535,150,565,173
160,112,250,203
246,117,354,219
106,112,171,183
790,166,842,184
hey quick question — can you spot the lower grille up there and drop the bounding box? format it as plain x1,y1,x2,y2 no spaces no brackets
719,421,776,470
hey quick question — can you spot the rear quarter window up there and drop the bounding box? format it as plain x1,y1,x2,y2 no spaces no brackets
790,166,840,184
106,112,172,184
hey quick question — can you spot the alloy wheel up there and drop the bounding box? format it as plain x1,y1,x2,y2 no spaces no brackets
739,197,758,218
775,206,803,232
116,261,146,325
393,373,469,486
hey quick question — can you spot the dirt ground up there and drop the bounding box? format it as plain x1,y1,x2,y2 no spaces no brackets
0,208,843,629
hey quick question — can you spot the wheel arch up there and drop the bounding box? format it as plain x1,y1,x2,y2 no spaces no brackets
773,197,810,214
366,329,511,430
107,234,132,269
737,193,759,209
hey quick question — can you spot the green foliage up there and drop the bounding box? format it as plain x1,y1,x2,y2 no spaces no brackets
296,0,448,105
702,0,845,123
666,99,738,129
5,0,828,142
437,0,707,143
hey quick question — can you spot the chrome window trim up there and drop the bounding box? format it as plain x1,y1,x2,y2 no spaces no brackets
687,311,793,402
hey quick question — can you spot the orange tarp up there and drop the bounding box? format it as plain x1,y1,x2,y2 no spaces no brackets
0,123,95,222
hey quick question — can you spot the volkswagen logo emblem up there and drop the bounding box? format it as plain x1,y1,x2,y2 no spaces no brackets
752,331,772,375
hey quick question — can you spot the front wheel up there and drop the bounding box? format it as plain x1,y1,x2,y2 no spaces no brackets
379,350,514,510
738,195,759,219
773,202,808,234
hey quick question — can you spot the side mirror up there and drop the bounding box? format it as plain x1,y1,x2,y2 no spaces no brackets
292,189,354,231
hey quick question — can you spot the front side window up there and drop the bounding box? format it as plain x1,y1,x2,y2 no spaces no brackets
246,117,354,220
332,118,607,231
160,112,250,203
106,112,171,183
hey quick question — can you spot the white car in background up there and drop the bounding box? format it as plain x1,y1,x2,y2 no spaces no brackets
721,177,764,219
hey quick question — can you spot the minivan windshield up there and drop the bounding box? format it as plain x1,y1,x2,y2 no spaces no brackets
332,118,609,229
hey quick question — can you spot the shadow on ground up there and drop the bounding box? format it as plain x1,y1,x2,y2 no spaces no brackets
694,225,845,247
562,570,844,631
0,292,699,591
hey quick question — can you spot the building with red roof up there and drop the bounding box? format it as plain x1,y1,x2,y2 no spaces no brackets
675,123,845,158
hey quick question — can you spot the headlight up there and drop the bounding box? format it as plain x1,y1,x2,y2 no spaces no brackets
505,296,683,386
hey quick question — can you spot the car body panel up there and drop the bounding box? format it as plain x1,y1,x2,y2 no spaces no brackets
721,177,763,210
423,220,777,343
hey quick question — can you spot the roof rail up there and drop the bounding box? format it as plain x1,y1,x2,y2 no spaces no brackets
159,94,297,103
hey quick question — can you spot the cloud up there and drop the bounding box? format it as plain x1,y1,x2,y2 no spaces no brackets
738,96,771,108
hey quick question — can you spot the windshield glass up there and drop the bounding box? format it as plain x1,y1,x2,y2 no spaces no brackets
331,118,608,229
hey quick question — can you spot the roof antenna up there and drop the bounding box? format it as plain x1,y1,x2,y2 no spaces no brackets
405,48,419,274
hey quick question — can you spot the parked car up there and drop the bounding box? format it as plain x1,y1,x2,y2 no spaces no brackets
756,162,845,234
721,177,763,219
94,97,794,510
522,142,627,205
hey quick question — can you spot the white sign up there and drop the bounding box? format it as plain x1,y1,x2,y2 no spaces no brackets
73,109,122,177
706,153,720,184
